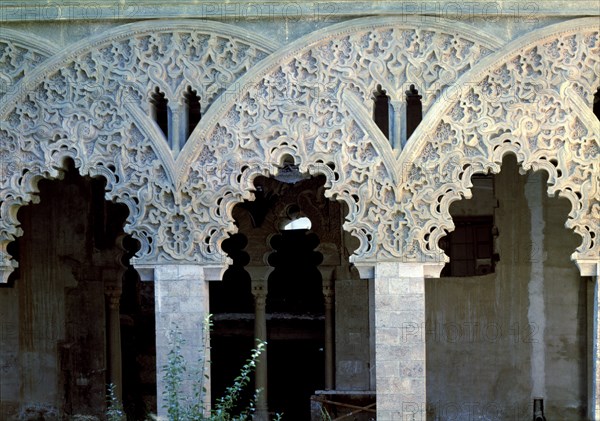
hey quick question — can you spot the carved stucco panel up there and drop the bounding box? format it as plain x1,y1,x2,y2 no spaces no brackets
179,18,502,265
401,20,600,273
1,17,597,275
0,21,278,277
0,29,58,103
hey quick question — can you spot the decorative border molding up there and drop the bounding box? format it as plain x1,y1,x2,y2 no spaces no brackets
0,28,59,103
0,1,598,23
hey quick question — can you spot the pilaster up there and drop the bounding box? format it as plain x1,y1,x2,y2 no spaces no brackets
142,264,222,420
371,262,436,421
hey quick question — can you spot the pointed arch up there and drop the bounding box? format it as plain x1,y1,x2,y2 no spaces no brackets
0,20,278,275
177,16,503,265
400,18,600,275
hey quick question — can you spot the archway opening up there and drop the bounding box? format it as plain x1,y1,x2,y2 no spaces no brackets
426,154,586,420
211,168,368,420
0,159,156,419
150,87,169,139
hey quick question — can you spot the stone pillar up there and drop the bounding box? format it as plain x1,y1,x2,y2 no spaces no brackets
370,262,439,421
105,284,123,400
143,264,219,420
591,270,600,420
320,266,335,390
389,100,407,150
170,103,182,154
248,266,272,421
334,264,371,391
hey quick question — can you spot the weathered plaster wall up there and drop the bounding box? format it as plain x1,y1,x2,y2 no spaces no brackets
426,158,586,420
0,173,107,420
335,277,371,390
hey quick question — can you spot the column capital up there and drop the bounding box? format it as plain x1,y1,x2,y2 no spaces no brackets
318,265,336,281
105,285,122,309
575,260,599,277
251,278,268,301
134,264,227,282
320,266,335,301
246,266,274,282
353,261,446,279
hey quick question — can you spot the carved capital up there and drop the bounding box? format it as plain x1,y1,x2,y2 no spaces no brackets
319,266,335,302
105,285,122,310
251,278,268,309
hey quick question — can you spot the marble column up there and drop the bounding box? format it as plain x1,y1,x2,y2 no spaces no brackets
389,99,407,150
105,284,123,400
247,266,273,421
320,266,335,390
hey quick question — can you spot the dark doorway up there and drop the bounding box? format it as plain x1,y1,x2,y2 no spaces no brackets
212,171,346,419
3,159,155,419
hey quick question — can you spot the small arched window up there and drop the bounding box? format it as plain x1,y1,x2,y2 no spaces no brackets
593,87,600,121
183,86,201,140
149,87,169,139
372,85,390,140
405,84,422,140
281,217,312,231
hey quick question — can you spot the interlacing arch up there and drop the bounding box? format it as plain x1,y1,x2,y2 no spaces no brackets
0,28,58,102
1,17,598,277
0,20,278,279
178,16,502,265
401,18,600,275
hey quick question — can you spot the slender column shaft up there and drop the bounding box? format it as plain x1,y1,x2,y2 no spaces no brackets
592,275,600,420
322,273,334,390
252,278,269,420
389,100,406,150
105,285,123,400
170,103,182,154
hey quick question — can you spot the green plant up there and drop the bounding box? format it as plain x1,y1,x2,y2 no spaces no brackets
108,315,281,420
211,341,265,420
106,383,126,421
319,406,332,421
160,316,279,420
162,328,187,420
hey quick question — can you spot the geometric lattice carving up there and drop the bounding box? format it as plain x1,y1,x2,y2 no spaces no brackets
1,17,598,277
0,29,57,103
401,18,600,274
179,17,502,267
0,21,277,278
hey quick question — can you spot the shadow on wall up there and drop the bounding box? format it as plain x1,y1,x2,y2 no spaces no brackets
426,155,585,420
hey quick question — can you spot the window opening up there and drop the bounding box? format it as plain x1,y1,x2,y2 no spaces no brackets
149,87,169,139
593,87,600,121
405,84,423,140
372,85,390,140
183,86,201,141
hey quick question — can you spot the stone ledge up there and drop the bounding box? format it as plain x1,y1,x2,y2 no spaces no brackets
0,1,597,23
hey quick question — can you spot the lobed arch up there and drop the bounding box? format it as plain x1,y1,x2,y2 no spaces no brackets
0,19,279,278
7,16,596,273
177,16,503,265
0,28,58,102
400,17,600,276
